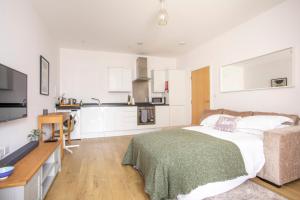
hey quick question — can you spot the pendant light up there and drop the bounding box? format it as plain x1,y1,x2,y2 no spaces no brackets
158,0,168,26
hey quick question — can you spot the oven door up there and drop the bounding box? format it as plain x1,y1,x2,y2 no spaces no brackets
138,106,155,125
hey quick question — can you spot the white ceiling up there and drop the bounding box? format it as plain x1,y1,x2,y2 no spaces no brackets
31,0,285,57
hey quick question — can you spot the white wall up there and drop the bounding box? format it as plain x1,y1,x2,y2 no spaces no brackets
0,0,59,153
177,0,300,124
60,48,176,103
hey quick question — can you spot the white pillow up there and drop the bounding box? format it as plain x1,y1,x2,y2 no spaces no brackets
236,115,293,132
200,114,235,127
236,128,264,137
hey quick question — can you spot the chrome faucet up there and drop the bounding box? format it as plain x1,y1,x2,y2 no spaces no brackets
91,98,101,105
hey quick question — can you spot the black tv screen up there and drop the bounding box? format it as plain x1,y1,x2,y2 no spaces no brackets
0,63,27,122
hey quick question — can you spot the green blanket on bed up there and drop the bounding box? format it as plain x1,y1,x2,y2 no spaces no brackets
122,128,247,200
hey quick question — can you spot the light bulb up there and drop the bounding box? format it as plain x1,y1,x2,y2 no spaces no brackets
158,8,168,26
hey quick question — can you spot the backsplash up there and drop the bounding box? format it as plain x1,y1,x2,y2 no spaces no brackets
132,81,149,102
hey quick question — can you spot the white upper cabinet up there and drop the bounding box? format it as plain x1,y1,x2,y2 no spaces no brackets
167,70,186,105
151,70,166,93
108,67,132,92
122,68,132,92
108,67,122,92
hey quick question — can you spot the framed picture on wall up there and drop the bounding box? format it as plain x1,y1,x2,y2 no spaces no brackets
40,55,49,96
271,77,287,88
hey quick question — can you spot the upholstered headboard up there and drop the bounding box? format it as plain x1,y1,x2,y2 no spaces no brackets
200,109,299,125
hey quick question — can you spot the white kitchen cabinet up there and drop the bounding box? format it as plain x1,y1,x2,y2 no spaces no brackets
152,70,166,93
108,67,122,91
101,107,116,132
80,107,105,137
81,106,137,138
166,70,187,126
108,67,132,92
169,105,186,126
122,68,132,92
167,70,186,105
103,107,137,132
119,107,137,130
155,106,170,127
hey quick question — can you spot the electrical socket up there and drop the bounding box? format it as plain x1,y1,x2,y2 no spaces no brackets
0,146,9,160
5,146,9,155
0,147,5,160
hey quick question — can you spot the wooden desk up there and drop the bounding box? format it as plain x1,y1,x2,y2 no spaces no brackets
38,112,70,158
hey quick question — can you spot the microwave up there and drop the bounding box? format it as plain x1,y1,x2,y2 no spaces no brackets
151,97,165,105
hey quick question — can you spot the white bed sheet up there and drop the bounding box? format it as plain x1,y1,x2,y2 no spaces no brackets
177,126,265,200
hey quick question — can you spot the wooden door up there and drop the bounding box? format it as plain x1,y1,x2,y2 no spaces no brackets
191,67,210,125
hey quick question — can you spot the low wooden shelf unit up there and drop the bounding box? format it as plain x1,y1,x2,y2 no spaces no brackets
0,141,61,200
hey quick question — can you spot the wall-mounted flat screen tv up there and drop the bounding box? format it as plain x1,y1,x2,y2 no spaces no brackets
0,63,27,122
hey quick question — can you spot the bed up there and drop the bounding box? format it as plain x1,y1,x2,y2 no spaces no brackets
122,109,300,200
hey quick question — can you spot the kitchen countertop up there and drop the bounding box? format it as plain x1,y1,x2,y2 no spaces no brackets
83,103,170,107
56,103,170,109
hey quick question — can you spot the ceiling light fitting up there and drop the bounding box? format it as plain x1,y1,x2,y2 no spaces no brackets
158,0,168,26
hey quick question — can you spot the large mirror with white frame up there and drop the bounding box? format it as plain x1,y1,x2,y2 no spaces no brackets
220,48,293,92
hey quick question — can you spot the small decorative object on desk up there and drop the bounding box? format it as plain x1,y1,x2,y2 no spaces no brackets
43,109,48,115
44,138,58,143
27,129,45,142
0,166,14,180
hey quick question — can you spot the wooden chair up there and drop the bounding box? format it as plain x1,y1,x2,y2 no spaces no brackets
54,114,79,154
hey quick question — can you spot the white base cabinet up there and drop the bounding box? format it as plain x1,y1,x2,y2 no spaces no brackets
169,106,186,126
155,106,170,127
81,107,137,138
80,107,105,137
80,104,187,138
102,107,137,132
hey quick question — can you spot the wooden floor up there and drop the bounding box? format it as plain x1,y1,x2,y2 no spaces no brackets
46,136,300,200
45,136,148,200
252,178,300,200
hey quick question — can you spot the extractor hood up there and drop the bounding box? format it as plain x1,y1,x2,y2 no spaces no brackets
134,57,151,81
